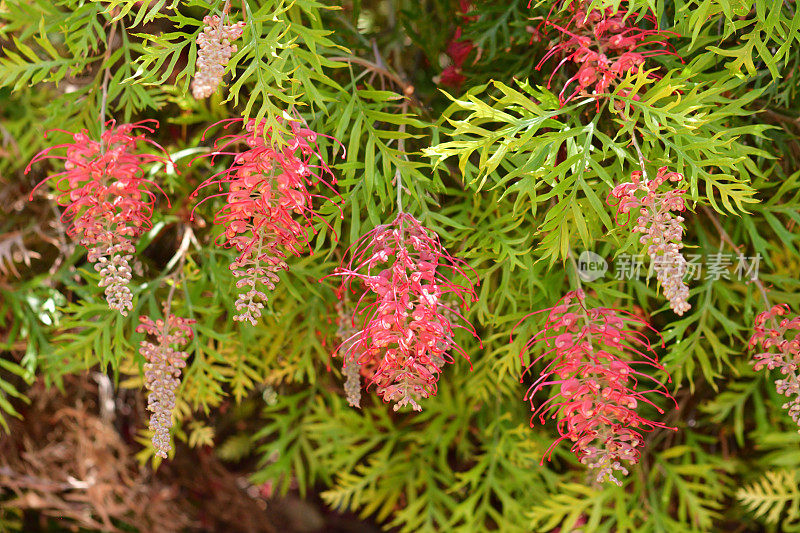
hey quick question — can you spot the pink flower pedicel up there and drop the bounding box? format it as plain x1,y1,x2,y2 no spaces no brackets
332,213,480,411
191,118,338,325
516,290,677,485
750,304,800,429
26,121,170,316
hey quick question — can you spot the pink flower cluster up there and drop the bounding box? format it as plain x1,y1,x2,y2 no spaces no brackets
192,15,246,99
610,166,691,315
26,121,169,316
191,118,337,325
438,1,476,90
137,310,196,458
750,304,800,429
332,213,480,411
535,2,677,104
517,290,676,485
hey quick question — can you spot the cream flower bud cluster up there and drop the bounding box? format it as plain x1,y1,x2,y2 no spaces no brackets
750,304,800,430
635,208,689,315
580,439,636,486
137,312,195,459
343,356,362,408
335,301,362,408
88,240,135,316
611,166,691,315
230,240,287,326
191,15,246,99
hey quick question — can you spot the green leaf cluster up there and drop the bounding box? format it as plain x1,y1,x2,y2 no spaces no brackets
1,0,800,531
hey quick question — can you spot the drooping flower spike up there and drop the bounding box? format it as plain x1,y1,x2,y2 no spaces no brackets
330,213,481,412
191,117,342,325
438,0,476,89
750,304,800,430
26,120,171,315
609,166,691,315
137,309,196,459
335,300,365,408
534,1,681,105
514,290,677,485
192,14,246,99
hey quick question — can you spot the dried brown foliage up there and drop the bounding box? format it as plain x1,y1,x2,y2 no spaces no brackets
0,231,41,280
0,375,278,532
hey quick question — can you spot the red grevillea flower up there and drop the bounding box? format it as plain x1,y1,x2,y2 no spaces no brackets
191,117,339,325
437,1,475,89
535,2,679,104
331,213,480,411
26,121,170,316
750,304,800,429
609,166,691,315
515,290,676,485
137,310,196,458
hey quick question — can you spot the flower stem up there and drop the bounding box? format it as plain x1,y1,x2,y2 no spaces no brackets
99,18,120,153
628,124,649,182
396,99,409,214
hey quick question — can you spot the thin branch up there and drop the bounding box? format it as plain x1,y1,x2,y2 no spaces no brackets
162,226,193,317
328,56,423,109
628,124,648,182
329,56,407,90
396,99,408,213
221,0,232,25
99,17,120,152
700,205,771,309
567,248,584,292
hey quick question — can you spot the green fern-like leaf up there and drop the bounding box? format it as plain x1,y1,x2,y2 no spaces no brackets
738,470,800,530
